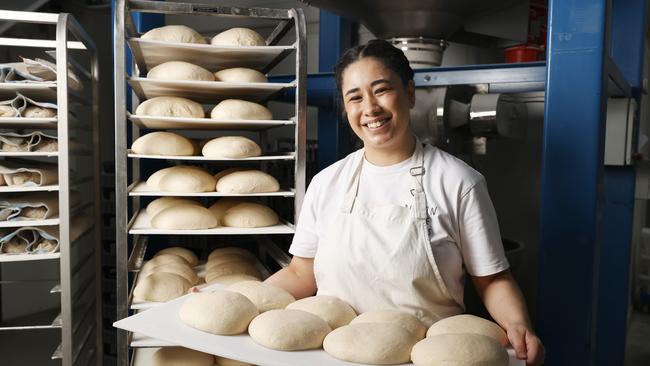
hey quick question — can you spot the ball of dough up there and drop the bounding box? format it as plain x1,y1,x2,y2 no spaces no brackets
23,106,56,118
351,309,427,340
0,106,15,117
208,198,246,222
411,334,509,366
216,170,279,193
135,96,204,118
141,253,190,272
210,99,272,120
211,27,265,46
214,68,267,83
248,309,331,351
207,254,256,270
146,167,176,190
146,197,202,217
141,25,207,44
206,274,261,286
221,203,279,228
133,272,190,302
131,132,197,156
148,61,215,81
208,246,256,262
142,262,199,285
155,246,199,267
286,295,356,330
227,281,295,313
202,136,262,159
426,314,509,346
205,261,261,282
215,356,252,366
206,255,255,272
152,347,213,366
324,323,417,365
179,290,258,335
214,168,249,184
158,167,216,193
151,205,218,230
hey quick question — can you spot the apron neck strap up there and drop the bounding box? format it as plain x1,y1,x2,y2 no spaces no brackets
340,136,426,214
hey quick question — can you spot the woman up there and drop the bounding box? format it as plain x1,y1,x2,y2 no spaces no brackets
266,39,544,365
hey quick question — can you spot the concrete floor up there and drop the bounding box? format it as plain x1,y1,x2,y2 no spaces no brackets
625,310,650,366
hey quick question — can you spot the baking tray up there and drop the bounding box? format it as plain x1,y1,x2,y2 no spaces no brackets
128,211,295,235
127,150,295,162
129,182,295,197
128,78,294,104
0,82,57,101
0,117,57,129
115,284,524,366
128,113,294,130
128,38,295,73
0,185,59,193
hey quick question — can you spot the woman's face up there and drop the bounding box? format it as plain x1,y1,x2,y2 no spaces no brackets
341,57,415,151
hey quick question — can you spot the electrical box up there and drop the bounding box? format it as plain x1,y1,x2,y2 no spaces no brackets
605,97,636,166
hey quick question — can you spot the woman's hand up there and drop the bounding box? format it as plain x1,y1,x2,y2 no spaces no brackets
471,270,544,365
506,321,545,365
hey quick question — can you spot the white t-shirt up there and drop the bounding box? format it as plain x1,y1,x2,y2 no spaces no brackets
289,144,509,307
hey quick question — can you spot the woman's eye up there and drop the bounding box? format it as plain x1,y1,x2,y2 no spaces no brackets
375,87,390,94
348,96,361,102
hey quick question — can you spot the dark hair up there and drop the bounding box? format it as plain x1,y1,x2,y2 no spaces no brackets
333,39,414,98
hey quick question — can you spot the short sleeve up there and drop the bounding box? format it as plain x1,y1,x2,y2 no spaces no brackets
458,179,509,276
288,176,321,258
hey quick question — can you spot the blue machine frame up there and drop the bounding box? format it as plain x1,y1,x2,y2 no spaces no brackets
309,1,647,365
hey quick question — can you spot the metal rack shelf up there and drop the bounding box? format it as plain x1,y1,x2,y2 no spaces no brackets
127,151,295,161
128,211,295,235
114,2,307,365
128,77,294,103
128,38,295,74
128,114,295,130
0,9,102,366
0,117,58,129
128,182,295,197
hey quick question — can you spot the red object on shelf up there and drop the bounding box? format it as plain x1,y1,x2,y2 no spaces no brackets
504,45,544,63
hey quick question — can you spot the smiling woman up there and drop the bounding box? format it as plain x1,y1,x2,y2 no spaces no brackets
265,39,545,366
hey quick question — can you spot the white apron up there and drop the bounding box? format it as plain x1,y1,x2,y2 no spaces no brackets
313,141,463,327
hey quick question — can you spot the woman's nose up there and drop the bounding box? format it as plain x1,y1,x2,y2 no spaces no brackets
363,96,381,116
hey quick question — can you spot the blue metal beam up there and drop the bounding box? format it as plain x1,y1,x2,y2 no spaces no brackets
537,0,609,364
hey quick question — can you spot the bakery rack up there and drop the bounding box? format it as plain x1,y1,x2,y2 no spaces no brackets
113,1,305,365
0,10,102,366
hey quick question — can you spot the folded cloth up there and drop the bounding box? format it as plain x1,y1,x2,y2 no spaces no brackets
0,131,57,152
21,57,83,91
0,193,60,221
0,92,58,118
0,214,93,254
0,161,58,187
0,191,81,221
0,225,59,254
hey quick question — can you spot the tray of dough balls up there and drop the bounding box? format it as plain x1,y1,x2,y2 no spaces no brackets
127,132,295,162
128,61,293,104
128,91,293,131
128,168,295,234
131,246,270,310
116,280,524,366
129,26,295,74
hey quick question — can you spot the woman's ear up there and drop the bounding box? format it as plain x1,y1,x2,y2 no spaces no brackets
408,80,416,108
